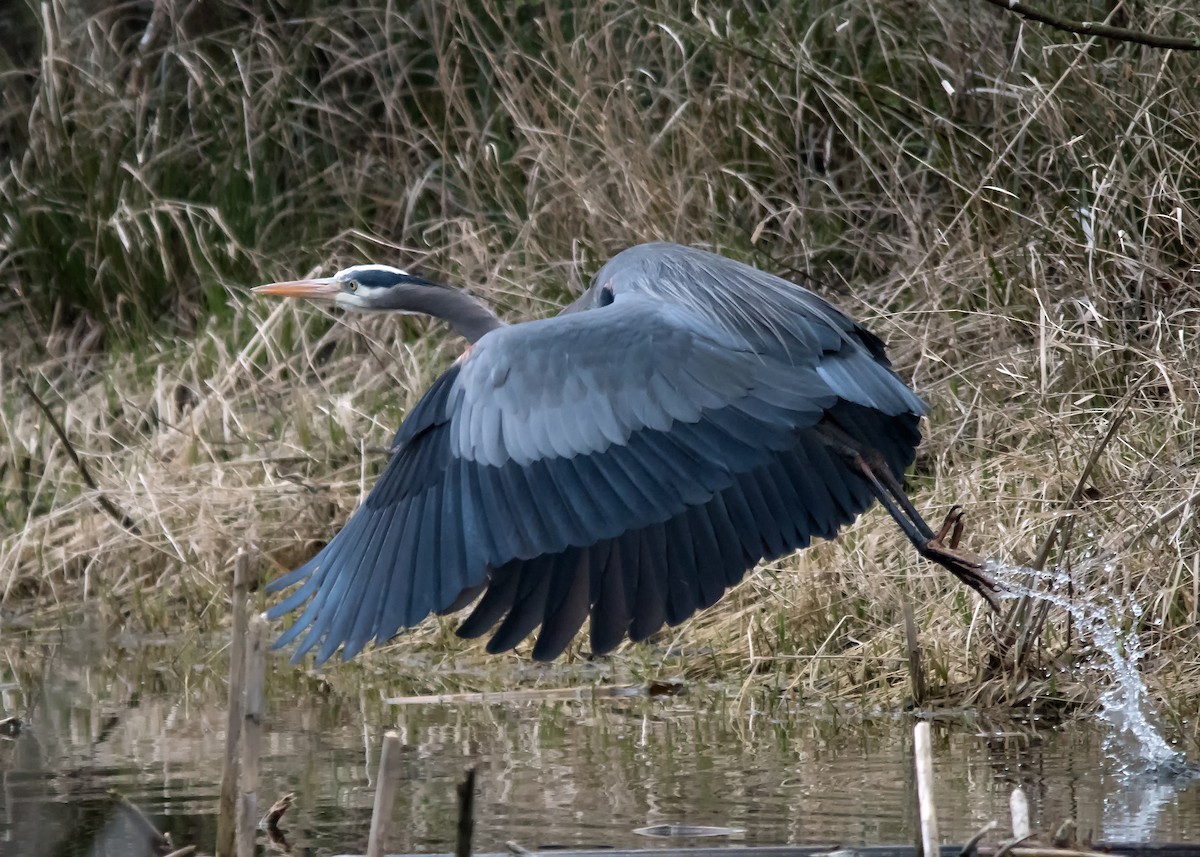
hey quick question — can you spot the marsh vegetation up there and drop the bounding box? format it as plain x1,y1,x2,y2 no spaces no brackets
2,0,1199,723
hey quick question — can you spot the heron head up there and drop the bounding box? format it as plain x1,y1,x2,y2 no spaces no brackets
253,264,446,312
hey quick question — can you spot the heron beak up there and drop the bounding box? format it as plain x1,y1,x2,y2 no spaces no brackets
252,277,341,301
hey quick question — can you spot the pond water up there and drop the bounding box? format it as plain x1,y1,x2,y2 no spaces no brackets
1,625,1197,857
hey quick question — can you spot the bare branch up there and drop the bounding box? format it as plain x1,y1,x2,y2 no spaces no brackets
19,375,140,534
980,0,1200,50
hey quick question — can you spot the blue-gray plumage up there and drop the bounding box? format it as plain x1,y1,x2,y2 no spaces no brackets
253,243,1001,663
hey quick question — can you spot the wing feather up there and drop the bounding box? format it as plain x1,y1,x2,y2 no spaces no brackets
703,490,748,585
438,480,467,607
686,504,726,609
376,496,424,647
413,484,444,616
532,545,594,660
632,523,669,639
456,568,516,639
737,463,785,559
490,464,539,557
486,554,555,654
525,457,586,548
664,513,698,625
588,539,629,655
343,496,409,659
295,506,390,660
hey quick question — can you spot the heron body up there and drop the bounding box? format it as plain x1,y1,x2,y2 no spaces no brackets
254,242,998,664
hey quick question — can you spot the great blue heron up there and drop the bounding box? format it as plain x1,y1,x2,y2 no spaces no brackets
254,242,1000,663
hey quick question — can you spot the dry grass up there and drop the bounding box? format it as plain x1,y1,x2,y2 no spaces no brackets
2,0,1199,725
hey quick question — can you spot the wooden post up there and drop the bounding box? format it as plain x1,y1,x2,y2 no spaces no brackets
913,721,939,857
216,551,251,857
367,731,403,857
236,614,268,857
455,766,477,857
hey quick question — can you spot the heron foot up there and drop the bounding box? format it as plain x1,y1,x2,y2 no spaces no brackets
933,505,965,549
919,508,1002,612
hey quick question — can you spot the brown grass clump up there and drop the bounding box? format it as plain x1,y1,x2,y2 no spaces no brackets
2,0,1199,725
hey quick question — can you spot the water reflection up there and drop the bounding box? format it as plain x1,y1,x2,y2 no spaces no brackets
0,628,1196,856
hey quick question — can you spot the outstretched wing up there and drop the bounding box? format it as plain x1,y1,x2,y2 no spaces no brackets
268,247,925,662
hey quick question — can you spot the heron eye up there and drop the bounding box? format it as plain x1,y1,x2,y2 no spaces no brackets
598,285,615,306
347,280,358,292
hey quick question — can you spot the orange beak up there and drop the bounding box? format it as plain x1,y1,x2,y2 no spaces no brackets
252,278,341,301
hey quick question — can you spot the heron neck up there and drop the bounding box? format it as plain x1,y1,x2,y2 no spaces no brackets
407,286,504,344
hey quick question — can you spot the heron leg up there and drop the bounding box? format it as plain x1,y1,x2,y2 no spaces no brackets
813,420,936,539
842,454,929,545
851,458,1002,612
866,450,938,541
814,421,1002,612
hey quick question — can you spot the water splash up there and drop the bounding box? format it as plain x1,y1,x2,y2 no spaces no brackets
985,560,1182,773
985,559,1200,842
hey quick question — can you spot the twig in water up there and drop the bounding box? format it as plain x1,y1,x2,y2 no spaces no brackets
960,819,997,856
237,614,269,857
978,0,1200,50
19,375,140,534
993,833,1037,857
1052,819,1077,849
1009,787,1030,839
913,722,939,857
262,787,295,849
217,552,252,857
456,766,477,857
999,849,1113,857
367,732,404,857
108,790,169,852
263,793,294,831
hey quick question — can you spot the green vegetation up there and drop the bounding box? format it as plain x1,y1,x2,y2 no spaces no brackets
2,1,1198,723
